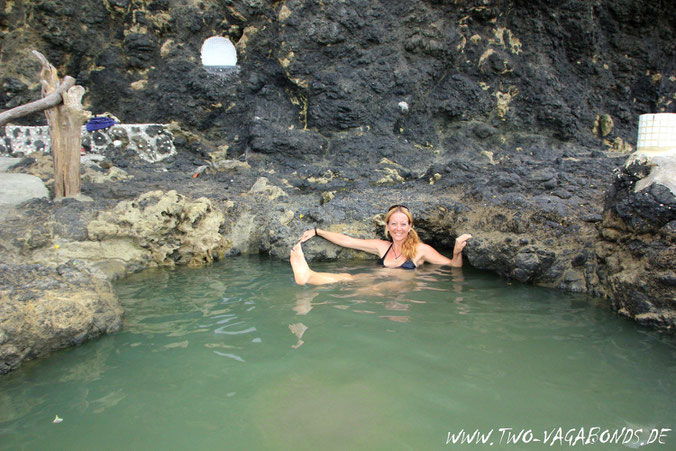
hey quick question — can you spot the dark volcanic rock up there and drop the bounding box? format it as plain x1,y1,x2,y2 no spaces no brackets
1,0,673,161
606,161,676,232
595,160,676,330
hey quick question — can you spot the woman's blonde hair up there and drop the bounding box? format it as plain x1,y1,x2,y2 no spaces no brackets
384,206,420,260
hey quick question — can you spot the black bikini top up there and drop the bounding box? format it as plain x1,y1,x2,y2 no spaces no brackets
377,244,416,270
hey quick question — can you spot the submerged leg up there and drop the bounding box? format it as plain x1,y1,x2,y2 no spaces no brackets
290,243,354,285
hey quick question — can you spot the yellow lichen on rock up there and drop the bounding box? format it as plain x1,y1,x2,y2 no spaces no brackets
478,48,495,73
490,27,523,54
494,86,519,118
0,264,124,374
321,191,336,204
605,137,632,153
378,158,403,168
481,150,498,165
41,239,147,267
130,79,147,90
84,167,133,184
289,77,309,89
600,114,614,136
593,114,614,137
505,29,522,55
148,11,172,33
210,145,229,162
457,36,467,52
308,170,336,185
236,26,258,55
376,167,405,185
103,0,129,14
178,197,228,266
160,39,174,57
287,90,309,128
278,4,292,21
226,5,247,22
279,50,294,69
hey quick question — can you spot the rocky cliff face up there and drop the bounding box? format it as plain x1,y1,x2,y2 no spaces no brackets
596,159,675,329
0,0,674,372
2,0,673,157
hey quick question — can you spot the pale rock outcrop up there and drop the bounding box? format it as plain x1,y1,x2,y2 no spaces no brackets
248,177,287,200
87,190,229,269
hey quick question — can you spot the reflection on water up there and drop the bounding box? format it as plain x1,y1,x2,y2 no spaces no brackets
0,255,674,450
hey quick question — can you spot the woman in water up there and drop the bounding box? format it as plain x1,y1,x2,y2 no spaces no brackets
290,205,472,285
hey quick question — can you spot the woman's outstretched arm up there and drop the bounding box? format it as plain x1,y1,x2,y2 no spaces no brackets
419,233,472,267
299,228,384,255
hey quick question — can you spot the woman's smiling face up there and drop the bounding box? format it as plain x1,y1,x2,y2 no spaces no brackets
387,211,411,241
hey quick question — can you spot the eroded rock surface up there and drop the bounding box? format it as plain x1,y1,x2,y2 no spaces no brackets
87,190,229,270
596,160,676,329
0,261,123,374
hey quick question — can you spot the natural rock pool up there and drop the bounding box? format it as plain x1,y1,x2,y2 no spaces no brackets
1,256,674,449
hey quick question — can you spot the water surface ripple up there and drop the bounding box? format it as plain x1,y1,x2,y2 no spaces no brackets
1,256,674,450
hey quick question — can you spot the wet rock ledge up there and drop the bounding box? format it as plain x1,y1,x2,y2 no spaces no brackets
0,261,122,374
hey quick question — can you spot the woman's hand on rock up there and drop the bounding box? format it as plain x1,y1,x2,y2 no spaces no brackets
298,229,315,243
454,233,472,255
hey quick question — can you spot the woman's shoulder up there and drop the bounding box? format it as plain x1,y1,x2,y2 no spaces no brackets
414,242,440,259
415,242,433,252
364,239,392,256
375,239,392,250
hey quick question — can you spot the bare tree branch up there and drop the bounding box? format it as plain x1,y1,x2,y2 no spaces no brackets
0,50,86,198
0,76,75,126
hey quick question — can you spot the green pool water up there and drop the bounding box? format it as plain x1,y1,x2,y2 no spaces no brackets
1,256,674,450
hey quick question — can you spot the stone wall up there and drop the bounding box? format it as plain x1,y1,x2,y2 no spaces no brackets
0,124,176,163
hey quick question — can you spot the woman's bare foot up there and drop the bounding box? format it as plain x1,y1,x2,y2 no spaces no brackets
290,243,311,285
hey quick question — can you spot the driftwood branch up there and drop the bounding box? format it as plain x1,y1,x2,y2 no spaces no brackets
0,50,87,198
0,76,75,126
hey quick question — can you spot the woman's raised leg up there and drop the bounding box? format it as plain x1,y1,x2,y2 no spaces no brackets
290,243,354,285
